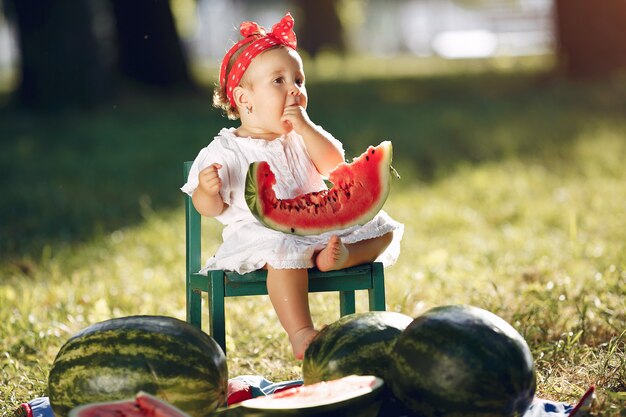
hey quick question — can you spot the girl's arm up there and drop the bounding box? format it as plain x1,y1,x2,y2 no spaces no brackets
282,107,344,177
192,163,228,217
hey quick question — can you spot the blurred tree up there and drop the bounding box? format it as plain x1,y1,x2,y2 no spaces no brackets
555,0,626,78
4,0,194,110
110,0,194,89
7,0,110,109
292,0,345,56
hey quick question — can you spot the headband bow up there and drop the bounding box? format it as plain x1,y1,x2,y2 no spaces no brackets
240,16,297,49
220,13,298,109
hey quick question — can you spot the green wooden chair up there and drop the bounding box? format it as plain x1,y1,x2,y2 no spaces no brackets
184,161,386,354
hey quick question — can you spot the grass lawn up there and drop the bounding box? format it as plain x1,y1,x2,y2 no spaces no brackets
1,56,625,415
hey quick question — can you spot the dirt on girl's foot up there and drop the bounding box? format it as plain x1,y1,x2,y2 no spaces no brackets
291,327,319,360
315,236,349,272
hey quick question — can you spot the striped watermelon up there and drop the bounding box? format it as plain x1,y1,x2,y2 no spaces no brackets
388,305,536,417
302,312,412,384
48,316,228,417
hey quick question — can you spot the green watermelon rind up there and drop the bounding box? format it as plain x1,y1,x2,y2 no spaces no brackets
302,311,413,385
244,163,264,227
388,305,537,417
48,316,228,417
245,141,394,236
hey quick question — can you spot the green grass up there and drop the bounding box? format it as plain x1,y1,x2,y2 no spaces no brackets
1,56,625,416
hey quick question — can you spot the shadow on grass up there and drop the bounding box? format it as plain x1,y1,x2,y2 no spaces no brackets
1,70,625,260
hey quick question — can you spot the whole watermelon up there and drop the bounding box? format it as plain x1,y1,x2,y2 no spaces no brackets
302,311,412,384
48,315,228,417
388,305,536,417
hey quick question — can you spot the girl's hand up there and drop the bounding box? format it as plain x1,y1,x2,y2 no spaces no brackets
198,163,222,196
281,105,314,134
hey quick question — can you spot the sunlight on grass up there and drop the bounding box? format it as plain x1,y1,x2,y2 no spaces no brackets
2,59,626,415
2,125,625,414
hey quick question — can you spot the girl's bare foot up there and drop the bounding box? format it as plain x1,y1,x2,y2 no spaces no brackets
290,326,319,360
315,235,349,272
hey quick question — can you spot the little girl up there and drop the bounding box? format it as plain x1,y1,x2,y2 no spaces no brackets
182,13,403,359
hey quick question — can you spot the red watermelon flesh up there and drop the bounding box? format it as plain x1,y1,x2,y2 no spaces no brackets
245,141,395,235
69,392,191,417
235,375,384,416
248,375,380,408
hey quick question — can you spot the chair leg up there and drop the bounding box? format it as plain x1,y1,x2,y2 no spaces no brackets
369,262,386,311
209,271,227,354
188,286,203,329
339,291,356,316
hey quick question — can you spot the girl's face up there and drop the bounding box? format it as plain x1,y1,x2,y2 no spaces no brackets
241,47,307,135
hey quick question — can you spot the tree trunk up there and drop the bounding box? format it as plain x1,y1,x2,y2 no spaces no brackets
554,0,626,78
110,0,194,89
293,0,345,57
9,0,110,109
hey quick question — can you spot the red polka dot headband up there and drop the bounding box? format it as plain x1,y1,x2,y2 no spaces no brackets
220,12,298,109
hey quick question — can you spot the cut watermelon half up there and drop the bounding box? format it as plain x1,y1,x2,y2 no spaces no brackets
69,392,191,417
245,141,396,235
225,375,384,417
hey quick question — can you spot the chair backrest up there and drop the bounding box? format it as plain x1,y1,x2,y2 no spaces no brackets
184,161,201,302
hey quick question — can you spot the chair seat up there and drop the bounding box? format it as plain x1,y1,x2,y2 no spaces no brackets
190,263,379,297
226,263,374,282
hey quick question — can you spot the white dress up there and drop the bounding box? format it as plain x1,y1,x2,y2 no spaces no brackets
181,127,404,275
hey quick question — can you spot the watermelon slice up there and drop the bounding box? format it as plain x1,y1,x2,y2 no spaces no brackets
224,375,384,417
69,392,191,417
245,141,397,235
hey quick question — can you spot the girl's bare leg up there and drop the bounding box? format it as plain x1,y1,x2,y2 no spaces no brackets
266,265,319,359
315,231,393,272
